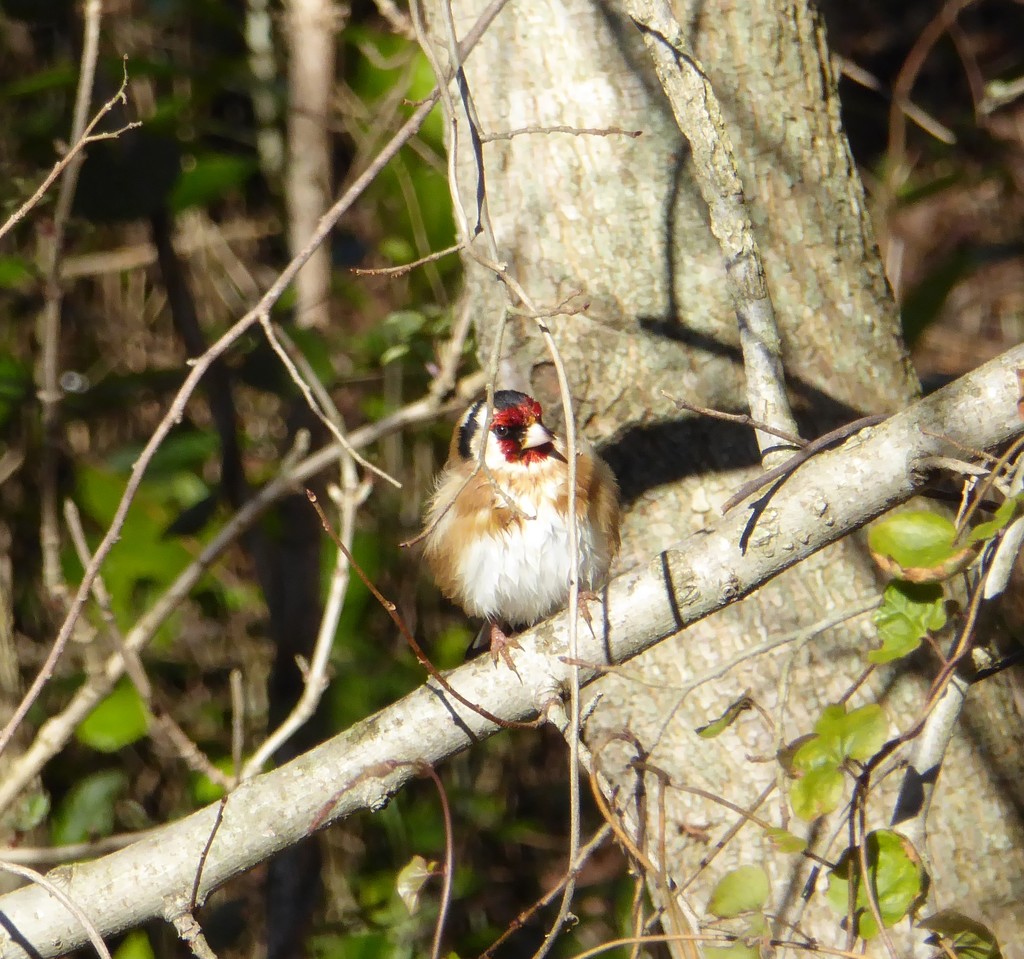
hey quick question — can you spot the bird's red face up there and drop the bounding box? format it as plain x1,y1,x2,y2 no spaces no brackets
490,397,555,465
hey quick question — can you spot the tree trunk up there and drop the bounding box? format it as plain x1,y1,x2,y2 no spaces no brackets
440,0,1024,947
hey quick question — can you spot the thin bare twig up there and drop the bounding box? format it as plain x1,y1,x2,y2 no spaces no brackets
229,669,244,784
0,66,136,244
0,861,112,959
240,474,369,778
170,911,219,959
415,763,454,959
351,240,465,276
887,0,980,191
257,315,400,487
373,0,415,38
662,392,806,448
0,829,160,865
36,0,107,605
479,825,612,959
721,415,887,514
836,56,955,145
479,125,643,142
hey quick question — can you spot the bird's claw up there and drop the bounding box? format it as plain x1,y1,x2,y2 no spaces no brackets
488,623,522,674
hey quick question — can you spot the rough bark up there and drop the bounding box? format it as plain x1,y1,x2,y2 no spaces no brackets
440,0,1024,947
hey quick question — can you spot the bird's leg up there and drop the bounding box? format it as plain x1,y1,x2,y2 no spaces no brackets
575,589,602,639
488,620,522,673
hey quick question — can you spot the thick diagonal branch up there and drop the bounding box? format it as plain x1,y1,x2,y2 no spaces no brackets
0,345,1021,958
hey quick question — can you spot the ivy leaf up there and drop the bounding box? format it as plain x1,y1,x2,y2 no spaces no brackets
826,830,927,939
868,510,977,582
707,865,770,918
872,581,946,663
696,693,753,739
811,704,889,764
788,705,887,820
396,855,437,914
967,494,1024,544
765,826,807,854
790,765,844,820
920,910,1003,959
790,700,888,765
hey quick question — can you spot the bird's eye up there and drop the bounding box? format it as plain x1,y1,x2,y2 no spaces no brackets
493,425,511,439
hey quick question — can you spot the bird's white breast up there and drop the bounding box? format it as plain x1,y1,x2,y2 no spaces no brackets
449,475,607,626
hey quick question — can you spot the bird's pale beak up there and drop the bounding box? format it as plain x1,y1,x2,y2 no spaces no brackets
521,421,555,450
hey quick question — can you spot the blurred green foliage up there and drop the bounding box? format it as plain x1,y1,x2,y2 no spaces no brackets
51,769,128,846
75,679,150,752
0,3,634,957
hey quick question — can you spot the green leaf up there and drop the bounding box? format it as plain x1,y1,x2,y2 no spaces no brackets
379,344,409,367
920,910,1003,959
105,427,219,477
792,704,888,771
170,153,257,212
696,694,753,739
76,679,150,752
51,770,127,845
396,854,436,914
869,511,958,567
788,705,887,819
358,309,429,367
765,826,807,854
813,704,888,762
189,757,236,805
826,830,927,939
968,494,1024,544
113,930,156,959
10,791,51,832
791,730,840,771
707,865,770,918
790,764,844,820
74,465,198,632
868,510,976,582
872,581,946,663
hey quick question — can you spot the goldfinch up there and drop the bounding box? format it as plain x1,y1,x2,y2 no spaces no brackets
422,390,620,666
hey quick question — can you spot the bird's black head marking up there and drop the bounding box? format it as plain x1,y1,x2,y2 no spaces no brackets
457,399,485,460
